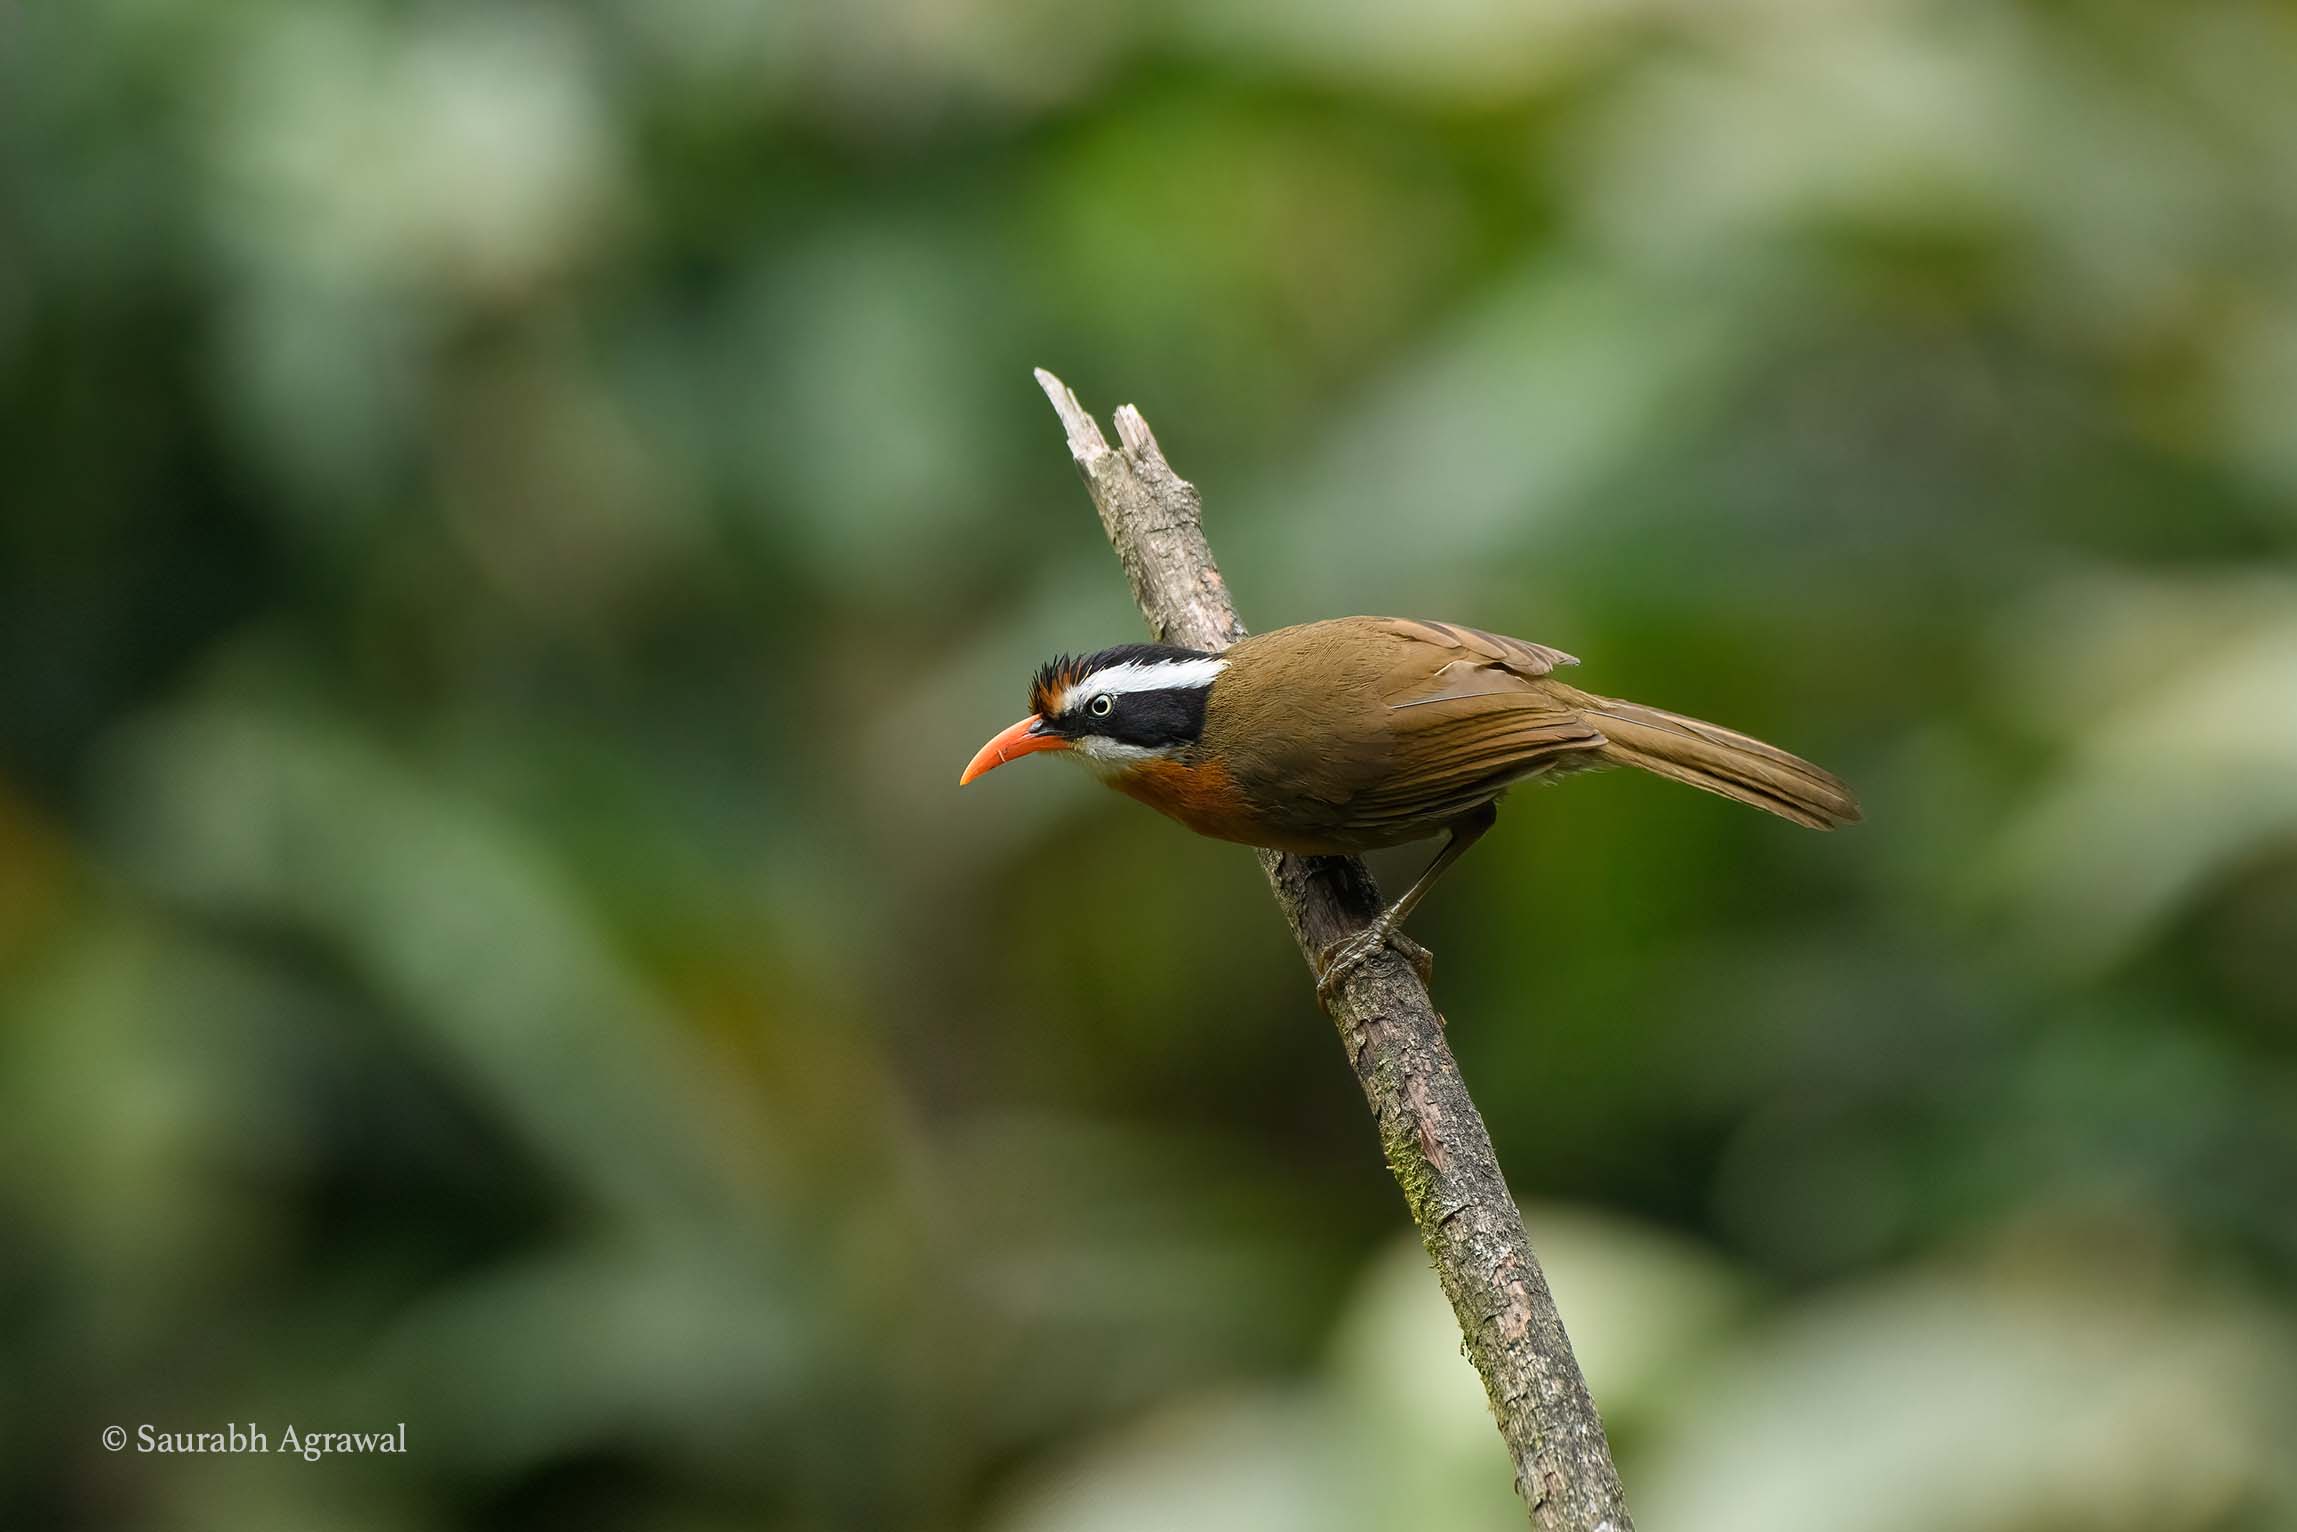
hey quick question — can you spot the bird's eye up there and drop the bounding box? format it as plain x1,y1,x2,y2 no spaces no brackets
1088,694,1114,717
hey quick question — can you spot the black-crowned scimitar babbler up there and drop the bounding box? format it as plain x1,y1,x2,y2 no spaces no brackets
962,617,1859,1001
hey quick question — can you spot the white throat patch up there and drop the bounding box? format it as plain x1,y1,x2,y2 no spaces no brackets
1066,736,1165,776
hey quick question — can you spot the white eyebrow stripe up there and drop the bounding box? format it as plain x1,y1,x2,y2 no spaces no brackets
1063,656,1229,708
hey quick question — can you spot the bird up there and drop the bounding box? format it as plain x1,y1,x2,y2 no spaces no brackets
960,616,1859,1004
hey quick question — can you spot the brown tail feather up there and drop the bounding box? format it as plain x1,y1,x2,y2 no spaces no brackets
1584,698,1861,830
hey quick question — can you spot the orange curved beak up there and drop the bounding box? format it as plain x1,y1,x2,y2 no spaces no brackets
959,715,1069,785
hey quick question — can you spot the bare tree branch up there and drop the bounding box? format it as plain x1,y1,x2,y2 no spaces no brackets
1034,368,1633,1532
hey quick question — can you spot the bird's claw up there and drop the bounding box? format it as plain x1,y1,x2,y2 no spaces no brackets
1316,927,1436,1008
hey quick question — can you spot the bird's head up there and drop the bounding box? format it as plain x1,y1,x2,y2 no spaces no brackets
960,643,1228,785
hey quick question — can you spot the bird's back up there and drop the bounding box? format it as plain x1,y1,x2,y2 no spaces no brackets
1202,617,1607,852
1196,615,1856,850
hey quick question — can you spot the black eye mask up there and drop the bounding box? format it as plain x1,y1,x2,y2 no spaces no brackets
1052,685,1210,749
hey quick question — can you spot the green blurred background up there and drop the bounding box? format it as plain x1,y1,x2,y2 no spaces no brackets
6,1,2297,1528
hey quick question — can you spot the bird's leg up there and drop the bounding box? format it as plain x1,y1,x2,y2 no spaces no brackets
1316,802,1497,1008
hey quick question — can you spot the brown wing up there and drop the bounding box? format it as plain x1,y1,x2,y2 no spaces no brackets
1344,619,1605,834
1208,617,1607,850
1370,618,1580,698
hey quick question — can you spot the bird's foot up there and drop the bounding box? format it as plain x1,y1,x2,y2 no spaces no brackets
1316,926,1435,1009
